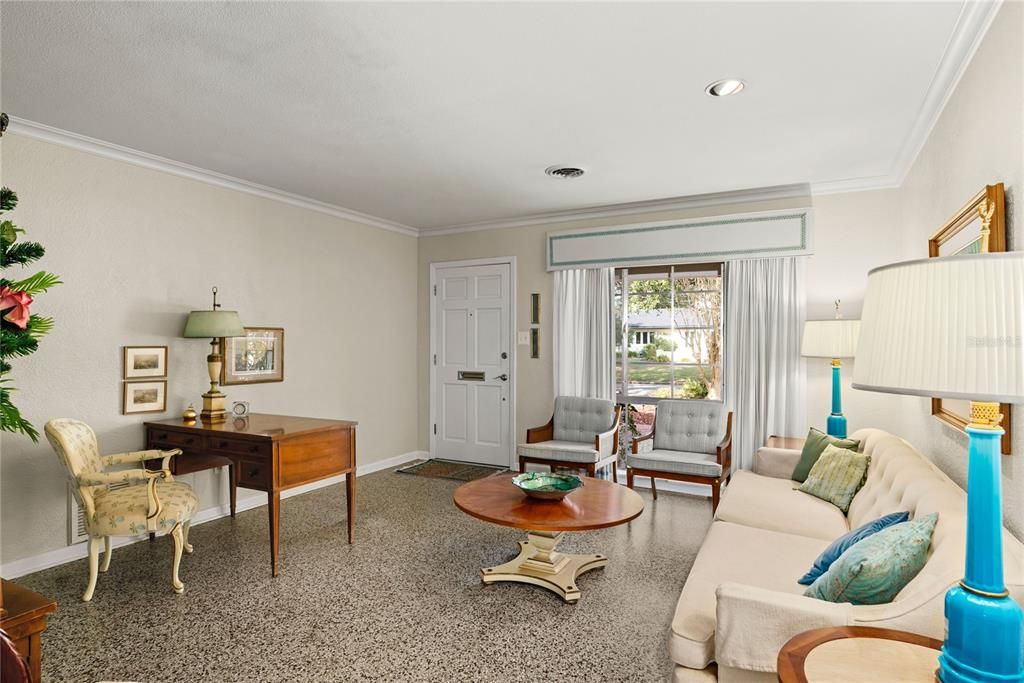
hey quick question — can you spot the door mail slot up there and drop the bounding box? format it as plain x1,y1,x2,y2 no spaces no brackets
458,371,486,381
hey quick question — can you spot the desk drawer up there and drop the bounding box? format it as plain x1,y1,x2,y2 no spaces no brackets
147,429,202,450
236,458,271,489
206,435,270,458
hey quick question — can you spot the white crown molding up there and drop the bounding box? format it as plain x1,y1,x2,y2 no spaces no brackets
7,0,998,238
7,117,420,238
422,183,813,236
885,0,1002,187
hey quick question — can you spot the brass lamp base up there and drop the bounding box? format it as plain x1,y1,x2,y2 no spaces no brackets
201,391,227,424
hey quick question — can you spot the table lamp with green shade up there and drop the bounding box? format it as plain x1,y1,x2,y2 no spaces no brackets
853,252,1023,683
801,301,860,438
183,287,244,424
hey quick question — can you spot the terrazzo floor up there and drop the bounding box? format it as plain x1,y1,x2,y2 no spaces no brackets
18,467,712,683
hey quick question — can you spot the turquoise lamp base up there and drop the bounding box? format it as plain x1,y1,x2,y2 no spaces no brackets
938,424,1024,683
826,413,847,439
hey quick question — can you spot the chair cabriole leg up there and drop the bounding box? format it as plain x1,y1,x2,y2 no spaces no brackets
171,523,185,594
83,536,101,601
100,536,112,572
182,520,193,554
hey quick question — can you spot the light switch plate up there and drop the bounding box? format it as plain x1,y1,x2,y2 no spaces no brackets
517,331,530,345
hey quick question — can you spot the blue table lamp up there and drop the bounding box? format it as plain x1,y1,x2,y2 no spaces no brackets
853,252,1024,683
801,302,860,438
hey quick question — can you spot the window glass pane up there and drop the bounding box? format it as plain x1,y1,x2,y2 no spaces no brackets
615,264,723,404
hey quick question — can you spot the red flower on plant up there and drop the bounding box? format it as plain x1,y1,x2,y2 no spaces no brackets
0,286,32,329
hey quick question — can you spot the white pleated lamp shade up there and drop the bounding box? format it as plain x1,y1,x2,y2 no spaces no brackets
852,252,1024,402
802,319,861,358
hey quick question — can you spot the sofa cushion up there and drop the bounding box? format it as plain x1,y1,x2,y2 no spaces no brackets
805,513,938,605
798,511,910,585
653,400,727,455
517,440,599,464
670,521,829,668
791,427,861,482
627,449,723,478
552,396,616,443
798,445,870,514
715,470,849,541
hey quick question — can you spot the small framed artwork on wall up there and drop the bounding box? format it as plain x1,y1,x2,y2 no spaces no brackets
221,327,285,385
123,346,168,379
123,380,167,415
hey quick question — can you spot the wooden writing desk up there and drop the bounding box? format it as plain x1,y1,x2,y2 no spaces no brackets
145,413,357,576
1,579,57,683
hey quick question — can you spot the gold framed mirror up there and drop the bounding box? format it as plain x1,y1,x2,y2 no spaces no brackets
928,183,1011,454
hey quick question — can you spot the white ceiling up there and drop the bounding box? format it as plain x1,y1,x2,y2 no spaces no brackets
1,2,993,233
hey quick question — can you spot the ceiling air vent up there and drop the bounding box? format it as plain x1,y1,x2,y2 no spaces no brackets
545,166,585,179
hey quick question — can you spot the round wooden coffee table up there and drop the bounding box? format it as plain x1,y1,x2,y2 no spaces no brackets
453,473,644,603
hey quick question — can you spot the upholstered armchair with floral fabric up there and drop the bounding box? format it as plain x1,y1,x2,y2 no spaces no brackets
44,419,199,601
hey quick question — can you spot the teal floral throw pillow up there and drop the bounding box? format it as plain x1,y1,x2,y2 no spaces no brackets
798,444,870,513
804,512,938,605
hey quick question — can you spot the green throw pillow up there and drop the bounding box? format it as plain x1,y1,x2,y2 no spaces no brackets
798,444,869,513
792,428,860,482
804,513,938,605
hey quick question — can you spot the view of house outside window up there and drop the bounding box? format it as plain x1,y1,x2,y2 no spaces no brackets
614,264,723,433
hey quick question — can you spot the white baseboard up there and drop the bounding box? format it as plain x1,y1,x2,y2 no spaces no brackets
1,450,426,579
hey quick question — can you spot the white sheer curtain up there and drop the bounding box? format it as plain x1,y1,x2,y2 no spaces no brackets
553,268,615,400
724,257,807,471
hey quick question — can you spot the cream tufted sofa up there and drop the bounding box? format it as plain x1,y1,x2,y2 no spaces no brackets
670,428,1024,682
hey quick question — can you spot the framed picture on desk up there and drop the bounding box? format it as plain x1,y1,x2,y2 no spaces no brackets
220,326,284,385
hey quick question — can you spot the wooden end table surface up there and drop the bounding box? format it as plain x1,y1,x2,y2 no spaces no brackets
767,435,806,450
777,626,943,683
1,579,57,683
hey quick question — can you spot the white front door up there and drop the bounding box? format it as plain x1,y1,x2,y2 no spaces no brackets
432,262,512,467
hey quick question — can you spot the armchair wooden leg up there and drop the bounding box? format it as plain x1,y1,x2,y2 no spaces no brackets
612,462,619,483
182,520,194,554
627,469,635,490
518,457,525,473
170,523,185,594
100,536,112,573
650,477,658,500
83,536,101,602
711,481,721,512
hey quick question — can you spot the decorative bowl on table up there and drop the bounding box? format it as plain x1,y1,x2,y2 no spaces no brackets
511,472,583,501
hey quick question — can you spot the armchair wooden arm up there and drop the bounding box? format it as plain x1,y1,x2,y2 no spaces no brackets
594,405,623,456
631,429,655,454
716,412,734,474
104,448,181,472
526,417,555,444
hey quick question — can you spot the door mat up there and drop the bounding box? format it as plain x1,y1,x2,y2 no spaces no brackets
396,458,506,482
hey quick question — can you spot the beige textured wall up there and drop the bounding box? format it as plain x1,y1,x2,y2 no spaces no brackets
888,1,1024,538
416,196,818,453
0,134,420,565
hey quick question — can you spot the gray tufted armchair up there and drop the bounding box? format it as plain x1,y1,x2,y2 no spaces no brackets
626,399,732,510
518,396,622,480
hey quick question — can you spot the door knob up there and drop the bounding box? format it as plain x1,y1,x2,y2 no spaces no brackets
495,374,509,381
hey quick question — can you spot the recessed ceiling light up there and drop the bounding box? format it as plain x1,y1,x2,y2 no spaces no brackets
705,79,746,97
545,165,585,179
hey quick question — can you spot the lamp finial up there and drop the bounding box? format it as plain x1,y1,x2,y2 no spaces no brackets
211,286,220,310
834,300,843,320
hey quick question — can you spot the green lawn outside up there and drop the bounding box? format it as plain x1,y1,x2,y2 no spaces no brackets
615,363,707,384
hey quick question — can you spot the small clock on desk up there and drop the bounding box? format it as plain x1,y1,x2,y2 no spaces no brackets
231,401,250,417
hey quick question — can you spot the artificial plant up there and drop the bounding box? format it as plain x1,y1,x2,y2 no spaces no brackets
0,186,61,441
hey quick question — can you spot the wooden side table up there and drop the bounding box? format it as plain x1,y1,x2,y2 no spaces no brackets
766,435,806,450
0,580,57,683
777,626,942,683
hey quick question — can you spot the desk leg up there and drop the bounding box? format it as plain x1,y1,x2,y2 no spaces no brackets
268,490,280,577
228,464,237,518
346,471,355,544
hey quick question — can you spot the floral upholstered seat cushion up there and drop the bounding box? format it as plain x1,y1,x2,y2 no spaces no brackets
93,481,199,536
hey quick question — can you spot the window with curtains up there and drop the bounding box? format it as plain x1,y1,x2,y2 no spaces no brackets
614,264,723,420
